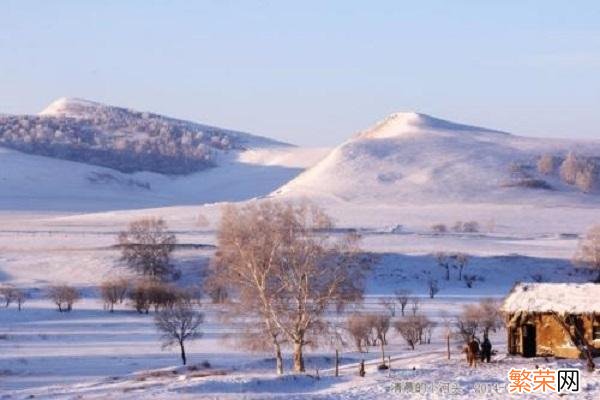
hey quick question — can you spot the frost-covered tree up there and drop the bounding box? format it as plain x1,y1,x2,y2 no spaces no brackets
574,225,600,282
537,153,558,175
209,200,368,373
560,151,580,185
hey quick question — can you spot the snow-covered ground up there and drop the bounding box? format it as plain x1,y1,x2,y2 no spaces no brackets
1,200,599,399
0,145,329,212
2,111,600,398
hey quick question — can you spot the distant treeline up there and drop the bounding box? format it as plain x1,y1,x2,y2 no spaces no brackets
0,107,243,174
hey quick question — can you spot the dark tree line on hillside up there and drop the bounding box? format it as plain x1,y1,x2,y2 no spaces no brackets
0,109,241,174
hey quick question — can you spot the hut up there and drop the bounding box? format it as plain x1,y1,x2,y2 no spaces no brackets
501,283,600,358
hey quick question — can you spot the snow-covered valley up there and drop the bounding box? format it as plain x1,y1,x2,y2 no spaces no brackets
2,104,600,399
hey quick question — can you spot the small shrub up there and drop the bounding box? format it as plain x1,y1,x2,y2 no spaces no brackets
431,224,447,233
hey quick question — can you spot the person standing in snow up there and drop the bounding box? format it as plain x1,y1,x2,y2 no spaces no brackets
481,335,492,363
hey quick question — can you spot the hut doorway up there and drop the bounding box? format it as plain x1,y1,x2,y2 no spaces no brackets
522,324,536,357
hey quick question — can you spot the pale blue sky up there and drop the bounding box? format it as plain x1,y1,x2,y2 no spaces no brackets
1,0,599,145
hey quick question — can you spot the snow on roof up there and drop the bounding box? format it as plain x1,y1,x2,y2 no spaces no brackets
501,283,600,314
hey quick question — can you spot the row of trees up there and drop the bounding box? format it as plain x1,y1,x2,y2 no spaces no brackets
538,152,599,193
0,285,27,311
0,105,241,174
431,221,480,233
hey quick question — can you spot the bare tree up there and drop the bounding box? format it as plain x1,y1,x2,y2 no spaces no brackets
427,279,439,299
550,313,595,372
394,289,411,316
378,297,396,317
371,314,390,368
574,225,600,282
147,282,181,312
455,299,501,342
478,298,503,336
118,217,176,280
395,316,421,350
129,280,152,314
462,221,480,233
48,285,80,312
15,289,27,311
453,253,469,281
421,316,435,344
409,297,420,316
347,313,371,353
0,285,17,307
209,200,368,373
431,224,447,233
435,252,451,281
100,278,129,312
154,300,203,365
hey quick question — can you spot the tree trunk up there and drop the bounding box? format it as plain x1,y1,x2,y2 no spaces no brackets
179,341,187,365
380,340,385,365
551,313,595,371
293,341,305,372
275,341,284,375
335,349,339,377
445,266,449,281
458,267,462,281
447,333,451,359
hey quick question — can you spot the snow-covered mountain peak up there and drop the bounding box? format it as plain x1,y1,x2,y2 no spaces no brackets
357,111,507,140
39,97,105,118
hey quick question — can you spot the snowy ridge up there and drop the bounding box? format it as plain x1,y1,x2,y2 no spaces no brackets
356,111,507,140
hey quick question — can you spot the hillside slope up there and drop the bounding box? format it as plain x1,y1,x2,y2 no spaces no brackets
0,97,288,174
274,112,600,206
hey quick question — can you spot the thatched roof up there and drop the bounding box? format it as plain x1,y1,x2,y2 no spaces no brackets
501,282,600,315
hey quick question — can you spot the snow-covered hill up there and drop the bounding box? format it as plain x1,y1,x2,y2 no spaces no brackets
0,98,331,211
274,112,600,205
0,97,288,174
